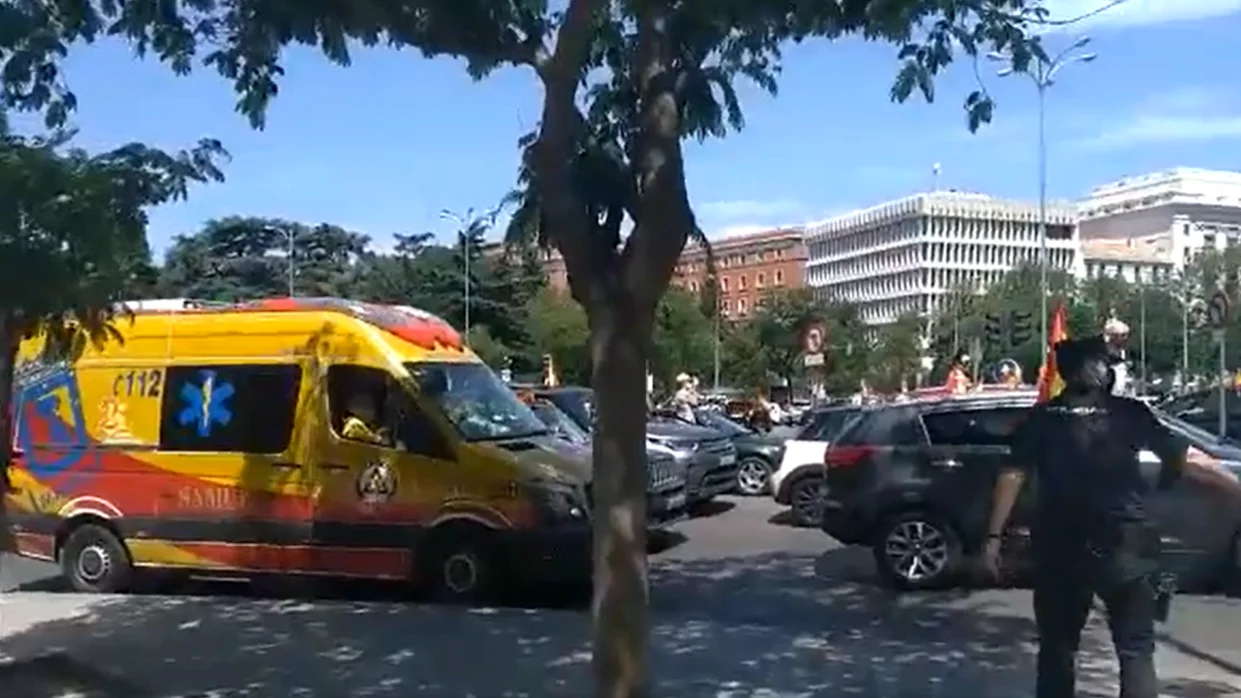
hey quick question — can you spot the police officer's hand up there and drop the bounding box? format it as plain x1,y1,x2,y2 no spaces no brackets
982,537,1003,580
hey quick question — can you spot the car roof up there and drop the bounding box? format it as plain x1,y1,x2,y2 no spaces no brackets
510,384,591,396
536,386,592,396
808,403,865,415
880,391,1038,415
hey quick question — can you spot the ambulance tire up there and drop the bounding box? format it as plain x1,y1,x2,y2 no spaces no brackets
422,523,497,604
60,523,133,594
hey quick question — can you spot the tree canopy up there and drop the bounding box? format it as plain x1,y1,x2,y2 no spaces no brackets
154,214,548,371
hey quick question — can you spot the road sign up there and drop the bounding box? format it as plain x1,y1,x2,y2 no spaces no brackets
803,324,825,354
803,353,825,367
1208,290,1230,328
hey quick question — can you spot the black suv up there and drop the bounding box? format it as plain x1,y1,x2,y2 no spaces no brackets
820,392,1241,591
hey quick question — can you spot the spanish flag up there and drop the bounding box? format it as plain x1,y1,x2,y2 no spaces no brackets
1037,303,1069,402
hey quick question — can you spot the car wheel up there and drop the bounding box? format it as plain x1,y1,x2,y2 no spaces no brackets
872,510,963,590
59,523,133,594
423,525,496,604
787,475,824,527
735,457,772,496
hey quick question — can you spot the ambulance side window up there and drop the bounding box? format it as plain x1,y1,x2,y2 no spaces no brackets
326,365,451,460
326,365,393,447
159,364,300,454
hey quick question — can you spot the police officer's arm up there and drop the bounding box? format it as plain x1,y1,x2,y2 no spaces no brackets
986,413,1035,540
1141,404,1241,497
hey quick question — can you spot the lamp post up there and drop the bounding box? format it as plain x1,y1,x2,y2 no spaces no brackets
990,37,1097,354
1139,284,1147,395
286,227,295,297
440,208,476,341
1183,274,1190,387
713,298,722,390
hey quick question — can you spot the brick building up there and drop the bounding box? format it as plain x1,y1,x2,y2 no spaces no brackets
674,228,807,320
532,228,806,319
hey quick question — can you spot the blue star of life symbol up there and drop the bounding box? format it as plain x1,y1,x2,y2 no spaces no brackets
177,369,235,437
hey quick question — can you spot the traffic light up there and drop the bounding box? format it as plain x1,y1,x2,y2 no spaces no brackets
1009,310,1033,346
984,312,1004,357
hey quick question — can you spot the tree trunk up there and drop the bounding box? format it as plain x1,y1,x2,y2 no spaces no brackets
588,294,652,698
0,313,19,558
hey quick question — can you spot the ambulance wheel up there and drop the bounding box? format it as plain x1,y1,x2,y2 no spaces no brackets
423,524,496,604
60,523,133,594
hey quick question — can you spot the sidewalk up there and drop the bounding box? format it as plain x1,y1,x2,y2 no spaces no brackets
3,554,1241,697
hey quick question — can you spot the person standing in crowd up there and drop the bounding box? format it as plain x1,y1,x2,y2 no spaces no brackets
946,351,972,393
1104,317,1132,396
983,336,1241,698
672,373,699,422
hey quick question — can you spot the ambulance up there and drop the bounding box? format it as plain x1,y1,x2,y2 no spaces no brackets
3,297,592,600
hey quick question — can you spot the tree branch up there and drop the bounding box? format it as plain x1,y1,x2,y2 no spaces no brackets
619,0,694,312
545,0,605,85
530,0,610,307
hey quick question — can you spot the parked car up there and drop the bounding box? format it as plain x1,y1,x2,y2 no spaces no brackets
769,404,866,526
662,407,786,496
523,386,738,510
518,393,689,528
1159,387,1241,443
818,391,1241,592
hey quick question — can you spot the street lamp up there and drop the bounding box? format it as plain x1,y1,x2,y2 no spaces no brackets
989,36,1097,354
439,208,476,341
713,298,722,390
286,227,295,297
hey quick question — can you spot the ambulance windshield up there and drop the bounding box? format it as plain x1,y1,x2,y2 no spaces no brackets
407,362,549,442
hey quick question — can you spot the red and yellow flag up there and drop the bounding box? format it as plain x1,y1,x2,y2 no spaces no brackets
1036,303,1069,402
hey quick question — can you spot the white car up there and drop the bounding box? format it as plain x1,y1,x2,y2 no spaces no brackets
770,405,865,526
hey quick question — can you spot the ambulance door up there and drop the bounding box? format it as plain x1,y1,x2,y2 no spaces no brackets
307,363,455,581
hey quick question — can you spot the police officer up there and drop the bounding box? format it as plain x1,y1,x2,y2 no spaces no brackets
983,336,1241,698
1103,318,1132,396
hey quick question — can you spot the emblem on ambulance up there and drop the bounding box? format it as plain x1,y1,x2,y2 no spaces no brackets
357,461,397,504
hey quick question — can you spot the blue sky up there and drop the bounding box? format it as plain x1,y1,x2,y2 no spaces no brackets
29,0,1241,258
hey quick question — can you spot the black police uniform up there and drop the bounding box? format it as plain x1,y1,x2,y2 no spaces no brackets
1009,340,1188,698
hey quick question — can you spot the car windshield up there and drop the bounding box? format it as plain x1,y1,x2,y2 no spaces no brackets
547,389,595,432
696,409,751,436
405,362,548,442
531,401,591,446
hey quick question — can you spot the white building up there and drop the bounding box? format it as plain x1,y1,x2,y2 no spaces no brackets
1078,168,1241,272
1080,236,1175,284
804,191,1080,325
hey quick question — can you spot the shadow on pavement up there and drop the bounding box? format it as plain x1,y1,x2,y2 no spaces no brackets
687,498,735,519
766,508,805,528
0,548,1232,697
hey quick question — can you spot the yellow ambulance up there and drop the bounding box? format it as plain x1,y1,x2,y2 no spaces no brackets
3,297,592,600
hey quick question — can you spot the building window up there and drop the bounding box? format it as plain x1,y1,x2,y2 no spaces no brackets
738,275,747,290
756,272,766,288
690,281,699,292
159,364,301,454
721,276,730,292
775,270,784,285
737,298,748,315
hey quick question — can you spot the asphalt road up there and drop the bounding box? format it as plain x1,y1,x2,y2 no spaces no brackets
3,496,1241,697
